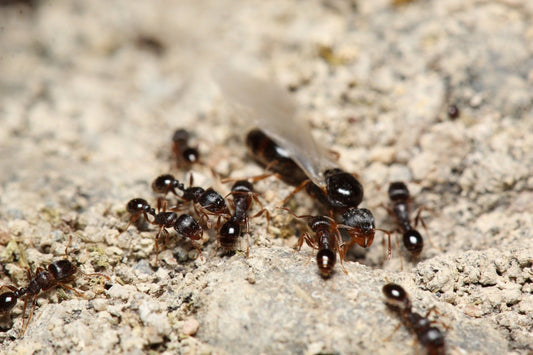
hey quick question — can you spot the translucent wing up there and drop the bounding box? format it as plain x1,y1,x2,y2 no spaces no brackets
213,66,336,188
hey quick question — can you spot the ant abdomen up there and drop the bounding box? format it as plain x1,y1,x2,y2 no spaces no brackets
0,292,18,313
218,219,241,250
316,249,336,277
403,229,423,255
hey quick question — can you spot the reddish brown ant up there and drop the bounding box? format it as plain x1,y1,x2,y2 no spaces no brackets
382,283,446,355
172,128,200,168
0,238,110,336
387,182,428,257
218,180,270,256
280,207,374,278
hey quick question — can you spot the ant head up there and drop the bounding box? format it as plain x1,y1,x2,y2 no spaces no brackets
388,181,410,201
172,128,190,143
152,174,180,194
324,170,364,211
48,259,77,280
127,198,151,214
341,208,375,233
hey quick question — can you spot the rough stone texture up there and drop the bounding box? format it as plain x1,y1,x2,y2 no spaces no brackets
0,0,532,354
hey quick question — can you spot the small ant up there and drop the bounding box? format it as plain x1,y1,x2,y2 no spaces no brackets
382,283,445,355
152,174,230,227
280,207,366,278
0,238,110,336
172,128,200,168
387,182,427,257
218,180,270,256
125,198,203,265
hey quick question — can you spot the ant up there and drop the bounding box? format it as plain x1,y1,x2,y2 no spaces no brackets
125,198,203,266
382,283,445,355
151,174,230,227
215,68,364,213
280,207,374,278
151,198,204,265
387,182,428,257
247,129,364,213
0,238,110,336
218,180,270,256
172,128,200,168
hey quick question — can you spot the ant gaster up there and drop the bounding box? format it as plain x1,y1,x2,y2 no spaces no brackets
172,128,200,168
0,239,110,336
382,283,445,355
388,182,427,256
218,180,269,256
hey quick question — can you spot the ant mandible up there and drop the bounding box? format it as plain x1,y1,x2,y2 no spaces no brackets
218,180,270,256
382,283,446,355
0,237,110,336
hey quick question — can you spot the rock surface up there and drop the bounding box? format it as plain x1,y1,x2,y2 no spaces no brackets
0,0,532,354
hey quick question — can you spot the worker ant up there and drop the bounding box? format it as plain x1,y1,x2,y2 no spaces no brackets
218,180,270,256
280,207,378,278
387,182,428,257
214,67,363,213
124,198,203,266
172,128,200,168
151,198,204,265
0,238,110,336
382,283,446,355
151,174,230,227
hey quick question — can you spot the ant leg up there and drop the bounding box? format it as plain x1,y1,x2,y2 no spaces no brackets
251,208,270,233
413,207,433,246
282,179,311,205
382,321,403,342
20,296,34,337
294,232,315,251
0,285,18,293
376,228,392,260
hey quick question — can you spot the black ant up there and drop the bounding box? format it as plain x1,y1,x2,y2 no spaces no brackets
215,68,364,213
280,207,371,278
218,180,270,256
247,129,364,213
151,174,230,227
125,198,203,266
0,239,110,336
382,283,445,355
387,182,427,257
172,128,200,168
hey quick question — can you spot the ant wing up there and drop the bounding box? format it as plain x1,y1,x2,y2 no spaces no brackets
213,65,336,188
